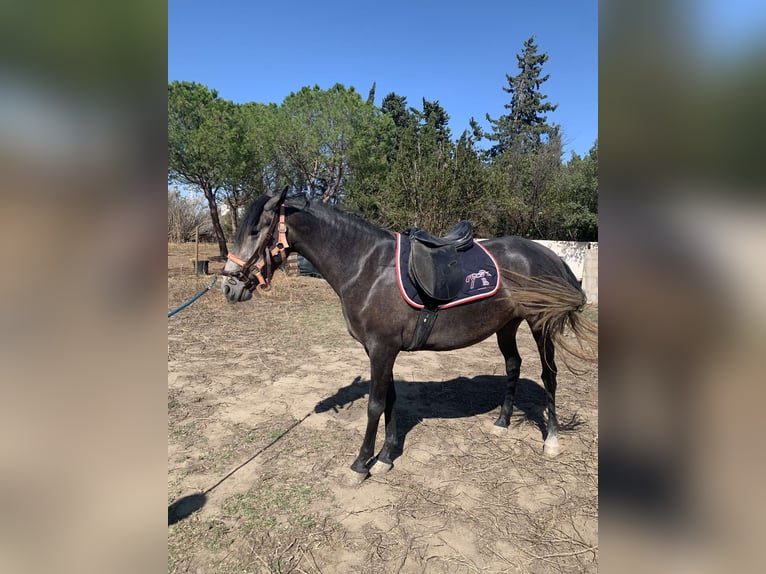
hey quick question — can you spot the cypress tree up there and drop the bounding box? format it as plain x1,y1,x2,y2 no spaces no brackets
486,36,558,156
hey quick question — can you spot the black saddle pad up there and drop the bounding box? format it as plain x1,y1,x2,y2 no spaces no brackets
395,233,501,310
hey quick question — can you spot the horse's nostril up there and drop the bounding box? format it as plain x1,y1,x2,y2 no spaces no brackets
223,284,231,297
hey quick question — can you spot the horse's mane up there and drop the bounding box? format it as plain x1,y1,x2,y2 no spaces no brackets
235,194,393,246
234,195,271,244
287,197,393,241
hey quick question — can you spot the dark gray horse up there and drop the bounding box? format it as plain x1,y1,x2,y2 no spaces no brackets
222,188,592,481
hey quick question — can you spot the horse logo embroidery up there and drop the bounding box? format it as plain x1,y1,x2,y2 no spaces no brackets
466,269,492,290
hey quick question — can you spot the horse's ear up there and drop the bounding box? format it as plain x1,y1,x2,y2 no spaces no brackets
264,186,289,212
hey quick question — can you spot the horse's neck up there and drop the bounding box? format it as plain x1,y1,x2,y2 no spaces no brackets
288,206,388,294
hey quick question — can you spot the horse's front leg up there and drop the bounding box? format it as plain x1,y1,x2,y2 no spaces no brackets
350,346,398,481
370,379,397,475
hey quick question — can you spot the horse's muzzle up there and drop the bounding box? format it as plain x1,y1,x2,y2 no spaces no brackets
221,277,253,303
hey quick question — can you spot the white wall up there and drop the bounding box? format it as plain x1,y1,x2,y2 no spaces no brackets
533,241,598,303
581,245,598,304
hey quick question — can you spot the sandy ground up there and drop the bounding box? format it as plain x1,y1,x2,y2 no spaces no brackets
168,243,598,573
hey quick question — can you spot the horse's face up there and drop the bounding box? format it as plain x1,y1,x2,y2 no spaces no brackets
221,190,287,303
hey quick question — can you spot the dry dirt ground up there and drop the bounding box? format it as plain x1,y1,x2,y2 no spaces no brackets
168,243,598,573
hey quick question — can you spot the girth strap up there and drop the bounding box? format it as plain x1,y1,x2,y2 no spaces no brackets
405,308,439,351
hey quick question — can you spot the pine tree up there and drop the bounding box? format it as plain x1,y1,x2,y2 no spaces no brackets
380,92,416,131
486,36,558,156
168,81,231,257
418,98,451,145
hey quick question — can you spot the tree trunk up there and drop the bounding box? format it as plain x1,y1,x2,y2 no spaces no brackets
201,182,228,258
227,196,239,235
230,202,238,235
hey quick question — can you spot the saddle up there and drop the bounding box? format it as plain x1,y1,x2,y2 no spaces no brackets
407,220,474,302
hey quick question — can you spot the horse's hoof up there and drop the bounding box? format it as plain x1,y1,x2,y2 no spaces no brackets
369,460,393,475
543,436,560,457
491,424,508,436
347,470,369,485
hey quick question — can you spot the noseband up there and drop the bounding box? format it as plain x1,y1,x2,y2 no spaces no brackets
221,205,289,292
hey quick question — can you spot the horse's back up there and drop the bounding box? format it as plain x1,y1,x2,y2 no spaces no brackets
482,236,581,288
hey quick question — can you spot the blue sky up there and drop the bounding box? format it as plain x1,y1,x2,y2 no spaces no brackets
169,0,598,158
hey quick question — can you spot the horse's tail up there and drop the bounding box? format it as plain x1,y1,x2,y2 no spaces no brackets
501,268,598,366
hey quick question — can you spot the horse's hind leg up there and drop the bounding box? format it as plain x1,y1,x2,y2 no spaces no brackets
493,319,523,433
531,326,561,457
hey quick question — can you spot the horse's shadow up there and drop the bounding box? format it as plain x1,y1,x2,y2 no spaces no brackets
168,493,207,526
315,375,583,464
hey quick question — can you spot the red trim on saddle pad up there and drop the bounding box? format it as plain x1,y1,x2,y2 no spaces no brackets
395,233,501,310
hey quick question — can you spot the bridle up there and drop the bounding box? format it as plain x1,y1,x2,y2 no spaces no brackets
221,204,289,292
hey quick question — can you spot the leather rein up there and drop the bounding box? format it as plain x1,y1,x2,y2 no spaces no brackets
221,205,289,292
